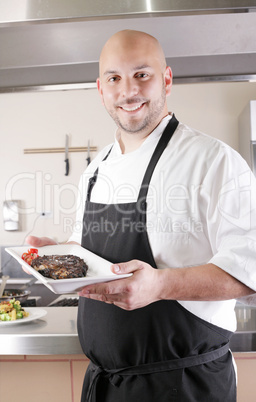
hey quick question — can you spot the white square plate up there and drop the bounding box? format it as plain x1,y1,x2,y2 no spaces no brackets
5,245,131,294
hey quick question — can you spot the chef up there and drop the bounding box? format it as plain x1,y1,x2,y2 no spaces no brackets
28,30,256,401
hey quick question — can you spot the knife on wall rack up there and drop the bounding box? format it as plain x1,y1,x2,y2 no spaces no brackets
64,134,70,176
86,140,91,166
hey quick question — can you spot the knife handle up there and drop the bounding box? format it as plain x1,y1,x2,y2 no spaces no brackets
65,158,69,176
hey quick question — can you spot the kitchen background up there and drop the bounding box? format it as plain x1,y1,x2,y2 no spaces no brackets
1,82,256,246
1,80,256,402
1,2,256,401
1,2,256,248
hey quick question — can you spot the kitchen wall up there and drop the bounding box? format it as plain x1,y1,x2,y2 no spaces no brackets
0,81,256,246
0,89,116,247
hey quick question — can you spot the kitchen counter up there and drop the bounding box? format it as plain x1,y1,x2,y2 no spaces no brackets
229,303,256,353
0,307,83,355
1,304,256,355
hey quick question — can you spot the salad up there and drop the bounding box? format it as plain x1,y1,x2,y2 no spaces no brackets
0,298,29,321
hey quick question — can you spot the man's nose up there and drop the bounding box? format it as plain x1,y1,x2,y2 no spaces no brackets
121,78,139,97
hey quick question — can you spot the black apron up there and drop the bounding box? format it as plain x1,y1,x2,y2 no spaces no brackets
78,116,236,402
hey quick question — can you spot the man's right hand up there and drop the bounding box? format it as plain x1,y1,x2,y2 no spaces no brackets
25,235,58,248
22,235,58,274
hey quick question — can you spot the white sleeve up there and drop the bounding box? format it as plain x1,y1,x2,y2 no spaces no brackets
205,145,256,291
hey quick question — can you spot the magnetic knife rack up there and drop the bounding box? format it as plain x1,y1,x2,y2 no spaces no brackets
24,146,97,154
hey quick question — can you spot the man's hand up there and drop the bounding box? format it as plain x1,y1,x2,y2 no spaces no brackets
26,235,58,248
22,236,58,274
78,260,255,308
78,260,164,310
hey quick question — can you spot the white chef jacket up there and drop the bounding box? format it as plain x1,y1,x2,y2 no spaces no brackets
69,114,256,332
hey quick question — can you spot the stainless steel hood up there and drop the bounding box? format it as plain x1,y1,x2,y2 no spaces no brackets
1,0,256,92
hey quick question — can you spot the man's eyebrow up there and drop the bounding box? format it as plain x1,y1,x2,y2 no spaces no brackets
133,64,151,70
103,70,118,76
103,65,152,76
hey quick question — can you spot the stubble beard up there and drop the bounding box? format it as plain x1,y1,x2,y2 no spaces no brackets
107,79,167,135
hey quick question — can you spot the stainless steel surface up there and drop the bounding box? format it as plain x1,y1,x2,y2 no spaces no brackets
1,0,256,24
4,279,61,307
230,304,256,353
1,1,256,90
0,307,83,355
0,275,9,297
1,304,256,355
0,288,31,302
1,74,256,93
19,277,37,290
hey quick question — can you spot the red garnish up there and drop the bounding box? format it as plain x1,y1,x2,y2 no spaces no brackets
22,248,39,265
28,248,38,254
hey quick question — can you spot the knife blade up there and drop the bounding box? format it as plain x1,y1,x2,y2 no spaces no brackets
86,140,91,166
65,134,69,176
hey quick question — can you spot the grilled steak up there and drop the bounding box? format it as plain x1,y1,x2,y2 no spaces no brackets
31,254,88,279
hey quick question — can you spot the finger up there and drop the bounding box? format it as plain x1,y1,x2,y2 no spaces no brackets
78,277,130,297
80,292,133,310
25,236,57,247
22,265,33,275
81,293,119,303
79,290,123,304
111,260,144,275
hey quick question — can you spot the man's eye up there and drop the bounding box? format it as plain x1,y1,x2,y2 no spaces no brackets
136,73,148,78
108,76,119,82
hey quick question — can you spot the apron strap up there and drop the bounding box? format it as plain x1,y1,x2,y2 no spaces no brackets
137,114,179,203
86,342,230,402
86,146,113,202
86,115,179,203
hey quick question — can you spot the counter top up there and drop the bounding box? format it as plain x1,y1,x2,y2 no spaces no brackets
1,305,256,355
229,303,256,353
0,307,83,355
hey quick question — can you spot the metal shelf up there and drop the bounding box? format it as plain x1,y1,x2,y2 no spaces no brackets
24,146,97,154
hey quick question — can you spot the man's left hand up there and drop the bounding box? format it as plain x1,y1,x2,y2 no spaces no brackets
78,260,163,310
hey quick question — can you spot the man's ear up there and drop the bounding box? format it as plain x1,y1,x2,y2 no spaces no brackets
97,78,105,105
164,66,172,96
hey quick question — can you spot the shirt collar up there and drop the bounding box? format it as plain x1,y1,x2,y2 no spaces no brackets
114,113,173,155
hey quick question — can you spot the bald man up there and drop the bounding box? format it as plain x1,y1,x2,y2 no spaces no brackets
97,29,170,148
28,30,256,401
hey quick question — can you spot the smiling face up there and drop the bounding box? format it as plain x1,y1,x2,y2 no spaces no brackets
97,30,172,143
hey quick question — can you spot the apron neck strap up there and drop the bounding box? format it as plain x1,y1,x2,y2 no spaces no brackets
137,114,179,203
86,115,179,202
86,146,113,202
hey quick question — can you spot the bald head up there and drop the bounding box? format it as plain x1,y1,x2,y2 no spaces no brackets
97,29,172,143
99,30,167,77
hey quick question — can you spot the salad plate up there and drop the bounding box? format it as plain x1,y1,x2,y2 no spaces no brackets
0,308,47,325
